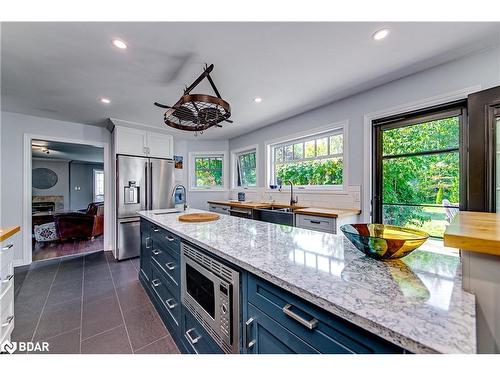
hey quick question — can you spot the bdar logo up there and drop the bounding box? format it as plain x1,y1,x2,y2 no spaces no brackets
1,340,17,354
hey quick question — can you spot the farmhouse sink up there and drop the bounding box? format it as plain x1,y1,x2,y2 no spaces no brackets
254,207,294,226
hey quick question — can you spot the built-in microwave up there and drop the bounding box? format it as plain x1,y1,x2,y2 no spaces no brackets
180,243,240,353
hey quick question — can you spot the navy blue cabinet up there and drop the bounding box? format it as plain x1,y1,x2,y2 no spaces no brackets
139,219,152,282
139,218,187,353
246,274,404,354
180,308,224,354
246,303,318,353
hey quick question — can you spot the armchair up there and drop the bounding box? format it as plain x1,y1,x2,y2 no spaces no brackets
54,202,104,241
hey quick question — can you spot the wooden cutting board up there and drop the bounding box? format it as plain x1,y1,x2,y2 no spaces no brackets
178,213,220,223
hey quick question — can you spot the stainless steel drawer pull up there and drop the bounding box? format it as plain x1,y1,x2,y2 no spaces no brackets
309,220,322,224
1,274,14,283
229,209,251,215
283,304,318,330
185,328,201,345
165,262,175,271
152,227,160,232
165,236,175,242
152,249,161,256
2,243,14,251
151,279,161,287
145,237,152,249
245,317,256,349
2,315,14,327
165,298,177,309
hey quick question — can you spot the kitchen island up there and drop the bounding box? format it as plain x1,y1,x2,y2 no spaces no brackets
138,208,476,354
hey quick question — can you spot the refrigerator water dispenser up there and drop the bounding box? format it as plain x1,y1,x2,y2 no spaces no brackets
124,181,140,204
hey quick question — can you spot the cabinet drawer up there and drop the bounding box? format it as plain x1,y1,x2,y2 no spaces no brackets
208,204,230,215
248,274,402,353
0,283,14,341
181,308,224,354
150,264,181,326
0,242,14,280
0,271,14,299
295,214,336,233
151,248,180,294
151,226,181,258
246,303,318,354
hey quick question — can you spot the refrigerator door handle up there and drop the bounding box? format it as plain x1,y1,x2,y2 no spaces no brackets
145,161,148,210
149,161,153,210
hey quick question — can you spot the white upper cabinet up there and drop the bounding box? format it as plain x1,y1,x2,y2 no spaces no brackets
114,126,173,159
147,132,173,159
114,127,148,156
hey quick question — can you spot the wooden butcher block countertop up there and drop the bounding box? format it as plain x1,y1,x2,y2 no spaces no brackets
207,201,361,218
0,226,20,242
444,211,500,256
293,207,361,219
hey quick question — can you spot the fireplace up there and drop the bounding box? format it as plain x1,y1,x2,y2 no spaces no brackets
32,195,64,213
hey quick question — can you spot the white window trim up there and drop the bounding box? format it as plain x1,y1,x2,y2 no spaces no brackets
93,169,105,202
188,151,229,191
265,120,349,193
230,144,259,191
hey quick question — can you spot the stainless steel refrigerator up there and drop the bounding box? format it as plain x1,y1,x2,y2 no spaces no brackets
116,155,175,260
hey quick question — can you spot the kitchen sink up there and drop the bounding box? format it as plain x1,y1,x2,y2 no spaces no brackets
254,207,294,226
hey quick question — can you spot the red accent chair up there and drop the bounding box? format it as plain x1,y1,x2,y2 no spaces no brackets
54,202,104,241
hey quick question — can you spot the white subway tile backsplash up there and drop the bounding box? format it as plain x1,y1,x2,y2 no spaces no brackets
230,185,362,210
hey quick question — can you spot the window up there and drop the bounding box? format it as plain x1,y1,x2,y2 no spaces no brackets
373,104,466,242
235,149,257,188
189,152,227,190
93,169,104,202
270,128,344,188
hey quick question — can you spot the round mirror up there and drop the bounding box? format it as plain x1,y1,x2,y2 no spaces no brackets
32,168,58,189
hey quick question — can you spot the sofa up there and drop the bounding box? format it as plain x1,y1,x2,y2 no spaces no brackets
54,202,104,241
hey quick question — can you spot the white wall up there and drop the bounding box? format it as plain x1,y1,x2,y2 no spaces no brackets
0,111,111,264
32,159,70,210
229,46,500,217
173,138,230,210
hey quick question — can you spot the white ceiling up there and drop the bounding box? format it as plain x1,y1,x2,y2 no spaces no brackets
2,22,499,140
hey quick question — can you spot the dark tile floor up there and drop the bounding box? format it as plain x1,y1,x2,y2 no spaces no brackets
12,250,180,354
32,236,105,262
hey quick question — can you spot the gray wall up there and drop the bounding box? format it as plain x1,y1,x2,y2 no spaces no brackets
70,161,104,211
0,111,110,263
32,159,70,210
229,46,500,194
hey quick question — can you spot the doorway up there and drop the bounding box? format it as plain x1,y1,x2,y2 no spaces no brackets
31,139,105,261
372,101,467,252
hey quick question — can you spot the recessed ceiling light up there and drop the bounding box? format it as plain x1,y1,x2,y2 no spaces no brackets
100,97,111,104
254,97,263,103
112,39,127,49
373,28,390,41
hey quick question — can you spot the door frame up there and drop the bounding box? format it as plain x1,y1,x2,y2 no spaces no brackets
22,133,112,266
467,86,500,212
362,85,481,223
371,103,467,226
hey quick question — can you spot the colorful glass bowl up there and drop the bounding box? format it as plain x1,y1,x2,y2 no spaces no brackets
340,223,429,260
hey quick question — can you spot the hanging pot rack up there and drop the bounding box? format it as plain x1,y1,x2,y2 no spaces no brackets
154,64,232,135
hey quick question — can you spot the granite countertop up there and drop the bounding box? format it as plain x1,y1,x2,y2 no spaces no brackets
207,200,360,218
138,208,476,354
444,211,500,256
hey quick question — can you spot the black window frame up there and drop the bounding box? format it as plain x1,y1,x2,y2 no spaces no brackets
372,100,468,229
